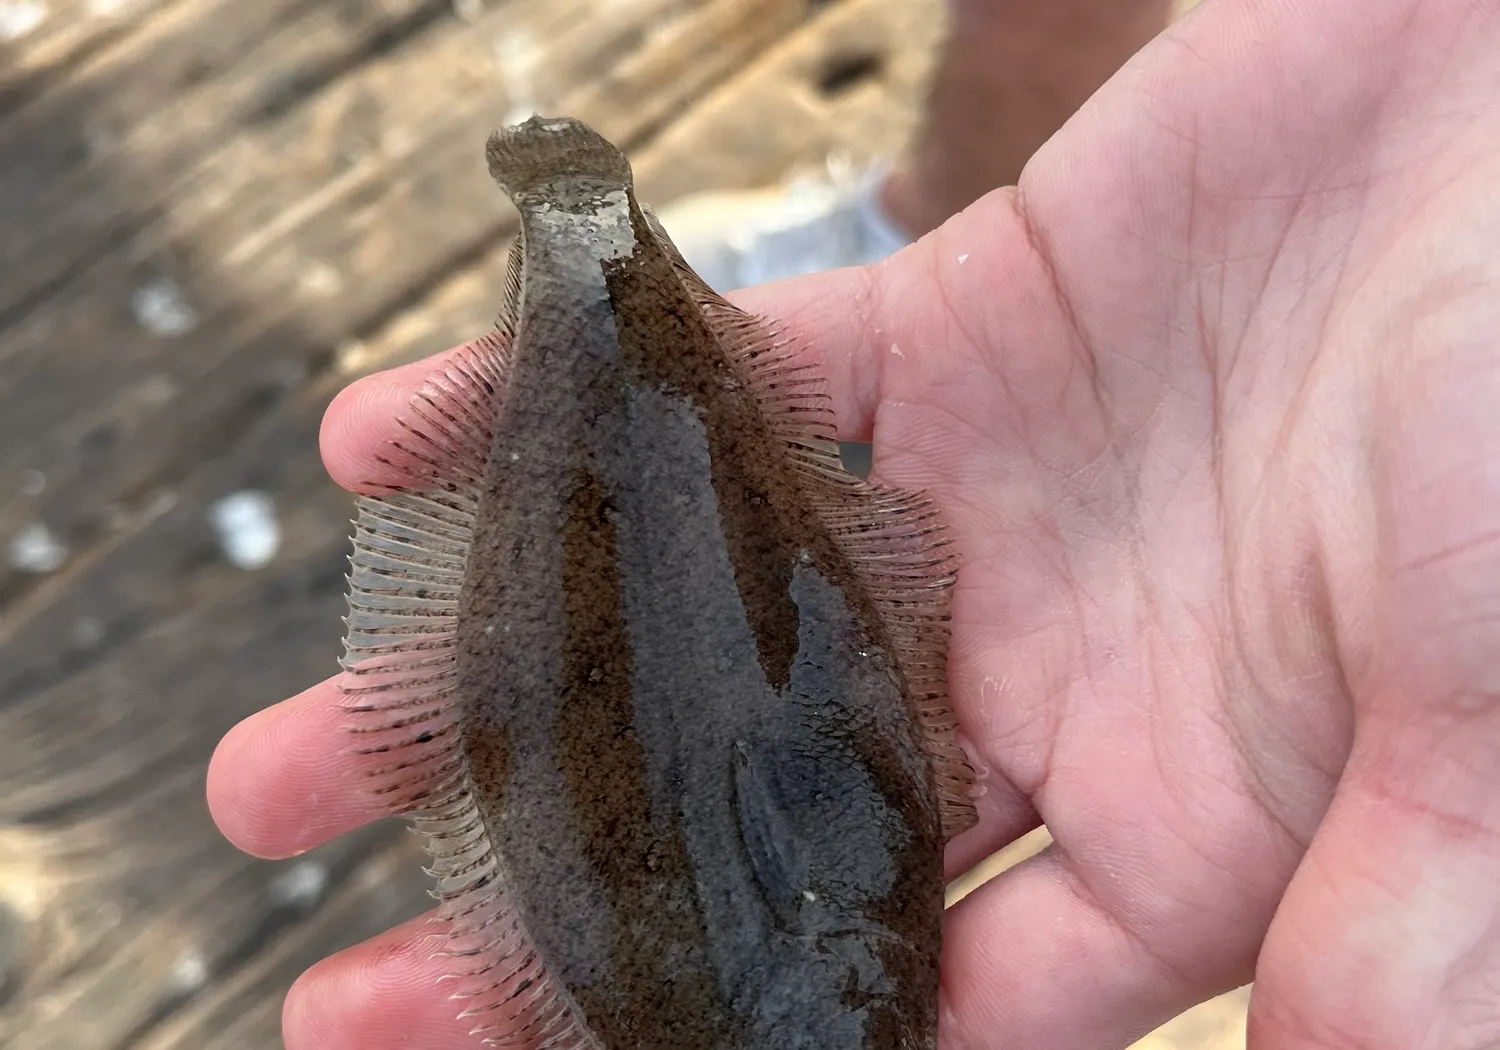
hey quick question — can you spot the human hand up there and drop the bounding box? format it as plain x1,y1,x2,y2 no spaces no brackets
207,0,1500,1046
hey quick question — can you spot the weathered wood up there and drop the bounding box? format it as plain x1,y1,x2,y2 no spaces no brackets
0,0,184,116
0,357,406,1045
0,0,813,614
0,0,455,312
128,842,431,1050
640,0,944,200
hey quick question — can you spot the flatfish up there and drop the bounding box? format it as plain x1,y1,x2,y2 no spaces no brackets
337,115,976,1050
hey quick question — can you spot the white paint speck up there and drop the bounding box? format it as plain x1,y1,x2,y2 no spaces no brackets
0,1,47,41
889,343,904,358
271,860,328,907
802,890,817,903
169,947,208,992
131,278,198,337
508,452,520,462
956,253,969,265
209,491,280,570
18,469,45,496
9,522,66,573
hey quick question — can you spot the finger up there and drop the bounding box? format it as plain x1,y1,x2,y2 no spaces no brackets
729,186,1029,449
942,725,1044,880
940,847,1234,1049
943,778,1042,882
728,267,884,444
207,676,385,859
284,913,480,1050
1247,741,1500,1047
319,346,477,495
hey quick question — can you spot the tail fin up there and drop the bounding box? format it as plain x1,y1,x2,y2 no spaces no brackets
486,115,633,198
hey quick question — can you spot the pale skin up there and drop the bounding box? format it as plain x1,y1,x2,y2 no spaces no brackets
207,0,1500,1046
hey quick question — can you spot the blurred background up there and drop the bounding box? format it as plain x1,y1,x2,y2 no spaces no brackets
0,0,1245,1046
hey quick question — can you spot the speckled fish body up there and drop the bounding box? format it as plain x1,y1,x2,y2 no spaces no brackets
338,116,976,1050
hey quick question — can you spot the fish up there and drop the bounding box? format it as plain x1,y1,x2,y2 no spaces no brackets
336,115,977,1050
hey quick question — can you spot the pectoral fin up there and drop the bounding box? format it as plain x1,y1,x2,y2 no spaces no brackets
731,740,812,924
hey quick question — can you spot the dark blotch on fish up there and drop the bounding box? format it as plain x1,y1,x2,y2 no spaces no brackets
337,115,977,1050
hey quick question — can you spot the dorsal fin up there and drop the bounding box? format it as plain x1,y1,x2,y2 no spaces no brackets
643,207,979,839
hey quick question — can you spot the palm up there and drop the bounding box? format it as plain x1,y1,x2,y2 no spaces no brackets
209,0,1500,1046
742,0,1500,1043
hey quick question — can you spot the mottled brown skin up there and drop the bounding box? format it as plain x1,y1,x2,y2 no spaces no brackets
455,118,945,1050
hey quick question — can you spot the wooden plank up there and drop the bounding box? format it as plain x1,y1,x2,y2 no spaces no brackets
0,548,421,1047
0,0,472,334
0,0,185,115
129,841,430,1050
0,0,455,309
0,255,429,1046
0,320,426,1043
0,297,398,1048
0,0,801,327
0,0,808,622
639,0,943,200
0,358,343,708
